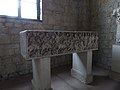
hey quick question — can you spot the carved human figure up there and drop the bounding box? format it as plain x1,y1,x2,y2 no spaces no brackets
112,7,120,24
112,7,120,44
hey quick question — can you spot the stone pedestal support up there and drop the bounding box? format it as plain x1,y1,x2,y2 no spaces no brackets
111,8,120,81
31,51,93,90
32,58,52,90
110,45,120,81
71,51,93,84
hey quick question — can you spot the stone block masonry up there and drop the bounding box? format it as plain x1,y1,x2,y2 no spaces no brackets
90,0,119,69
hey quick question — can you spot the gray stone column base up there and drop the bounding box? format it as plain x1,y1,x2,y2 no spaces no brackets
32,79,53,90
71,51,93,84
71,69,93,84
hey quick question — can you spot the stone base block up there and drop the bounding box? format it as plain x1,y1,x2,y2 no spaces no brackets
71,69,93,84
32,79,53,90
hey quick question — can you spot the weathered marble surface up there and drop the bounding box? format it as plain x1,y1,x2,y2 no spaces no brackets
20,30,98,59
112,7,120,24
112,7,120,45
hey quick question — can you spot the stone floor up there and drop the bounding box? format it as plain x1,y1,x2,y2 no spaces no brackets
0,65,120,90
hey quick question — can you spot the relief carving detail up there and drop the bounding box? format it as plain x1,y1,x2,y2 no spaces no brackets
112,7,120,44
112,7,120,24
20,30,98,59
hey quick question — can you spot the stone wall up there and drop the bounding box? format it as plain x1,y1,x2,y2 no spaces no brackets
0,0,87,79
90,0,118,69
78,0,91,30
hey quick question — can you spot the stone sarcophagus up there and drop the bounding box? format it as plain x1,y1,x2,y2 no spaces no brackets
20,30,98,59
20,30,98,90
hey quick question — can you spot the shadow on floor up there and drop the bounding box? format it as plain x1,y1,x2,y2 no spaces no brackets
0,65,119,90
